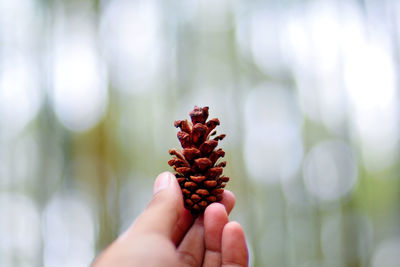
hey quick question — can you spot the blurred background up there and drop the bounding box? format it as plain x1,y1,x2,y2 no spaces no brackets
0,0,399,266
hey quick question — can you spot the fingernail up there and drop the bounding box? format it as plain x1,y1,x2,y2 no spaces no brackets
153,172,172,195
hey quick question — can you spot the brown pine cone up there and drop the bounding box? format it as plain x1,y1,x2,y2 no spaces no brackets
168,106,229,216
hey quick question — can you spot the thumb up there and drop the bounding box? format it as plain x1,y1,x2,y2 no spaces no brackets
130,172,184,239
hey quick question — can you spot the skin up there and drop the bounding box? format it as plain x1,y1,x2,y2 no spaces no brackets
92,172,248,267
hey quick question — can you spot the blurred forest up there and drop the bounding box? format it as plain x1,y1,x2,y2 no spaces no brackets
0,0,399,266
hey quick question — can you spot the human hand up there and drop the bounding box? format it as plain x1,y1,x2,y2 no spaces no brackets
92,172,248,267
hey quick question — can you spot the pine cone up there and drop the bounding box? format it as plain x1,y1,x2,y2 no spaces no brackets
168,106,229,215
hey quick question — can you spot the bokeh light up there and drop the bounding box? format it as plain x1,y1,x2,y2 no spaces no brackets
100,0,162,94
244,84,303,184
0,193,41,264
303,140,358,202
52,14,108,132
43,191,96,267
0,54,42,137
372,237,400,267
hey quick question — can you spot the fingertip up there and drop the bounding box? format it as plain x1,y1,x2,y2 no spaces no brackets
222,221,248,266
204,203,229,252
168,172,185,196
131,172,183,239
219,190,236,215
205,202,227,218
152,172,183,205
153,172,177,195
224,221,244,236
